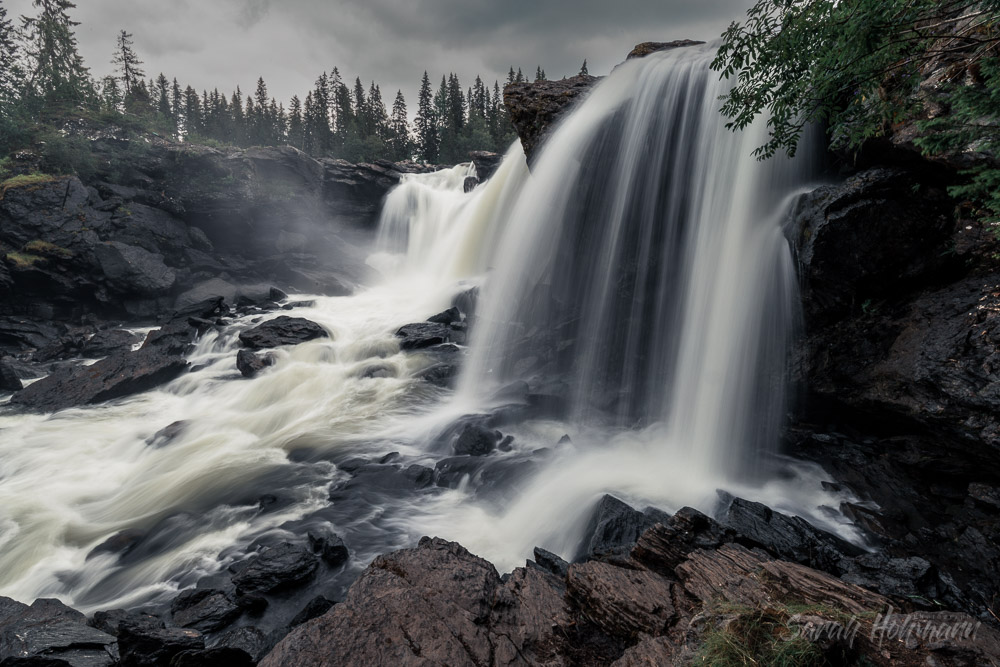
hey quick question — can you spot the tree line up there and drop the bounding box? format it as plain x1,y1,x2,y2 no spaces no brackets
0,0,574,170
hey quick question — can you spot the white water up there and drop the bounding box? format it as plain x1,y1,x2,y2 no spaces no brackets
0,45,861,610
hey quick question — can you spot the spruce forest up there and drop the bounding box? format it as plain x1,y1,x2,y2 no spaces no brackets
0,0,549,175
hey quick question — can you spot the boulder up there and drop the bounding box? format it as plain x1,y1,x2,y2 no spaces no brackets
170,589,242,633
789,167,954,325
288,596,336,629
453,423,499,456
307,531,349,568
0,597,117,667
259,537,570,667
504,74,600,164
116,619,204,667
469,151,503,181
718,495,864,574
235,349,275,378
394,322,451,350
238,317,328,349
0,360,23,391
427,307,461,325
10,343,188,412
168,647,255,667
230,543,319,595
80,329,143,358
575,495,667,562
93,242,176,295
626,40,706,59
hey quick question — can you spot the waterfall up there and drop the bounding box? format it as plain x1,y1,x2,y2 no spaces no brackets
458,43,816,479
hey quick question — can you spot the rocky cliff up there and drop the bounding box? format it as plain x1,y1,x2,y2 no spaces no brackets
0,136,437,365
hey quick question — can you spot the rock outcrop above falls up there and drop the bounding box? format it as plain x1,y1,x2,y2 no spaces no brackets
504,40,705,164
504,74,600,164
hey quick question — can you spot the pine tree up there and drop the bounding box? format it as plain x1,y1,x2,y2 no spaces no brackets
111,30,144,98
155,73,170,118
170,77,183,133
332,71,353,150
21,0,91,107
535,66,546,81
447,73,465,133
230,86,244,144
352,77,367,136
0,1,22,112
302,90,316,153
507,67,516,85
183,84,201,137
516,68,524,83
311,72,332,153
98,74,120,114
288,94,303,149
415,71,438,163
368,82,388,139
390,89,410,161
579,60,588,76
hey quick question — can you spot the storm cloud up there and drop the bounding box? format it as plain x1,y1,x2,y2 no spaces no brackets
5,0,754,112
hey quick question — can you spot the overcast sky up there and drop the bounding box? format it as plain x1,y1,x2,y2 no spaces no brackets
6,0,754,111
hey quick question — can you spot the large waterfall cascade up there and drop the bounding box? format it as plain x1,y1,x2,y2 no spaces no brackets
0,44,861,610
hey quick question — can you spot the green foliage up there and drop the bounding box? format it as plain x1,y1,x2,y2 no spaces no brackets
714,0,1000,220
914,57,1000,221
35,129,96,180
696,604,827,667
0,172,56,197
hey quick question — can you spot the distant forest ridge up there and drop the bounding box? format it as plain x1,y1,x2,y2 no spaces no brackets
0,0,586,169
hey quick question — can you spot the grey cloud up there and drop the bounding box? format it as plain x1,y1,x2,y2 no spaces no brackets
6,0,753,117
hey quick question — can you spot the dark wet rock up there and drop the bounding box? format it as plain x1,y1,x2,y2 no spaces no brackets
463,176,479,193
0,317,66,355
230,543,319,595
838,553,938,601
718,495,863,574
208,627,270,664
415,362,459,388
531,547,569,579
0,361,23,391
0,596,117,667
169,589,241,633
505,74,600,164
288,597,336,629
969,482,1000,509
268,286,287,302
307,531,349,568
93,242,176,295
145,421,189,448
427,307,461,325
80,329,143,358
394,322,451,350
575,495,664,562
789,167,955,325
168,647,254,667
86,529,145,561
469,151,503,181
10,345,188,413
626,40,706,59
238,317,328,349
451,286,479,319
453,423,499,456
116,619,203,667
88,609,163,638
235,349,275,378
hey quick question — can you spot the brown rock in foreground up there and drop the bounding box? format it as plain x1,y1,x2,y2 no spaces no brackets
260,513,1000,666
